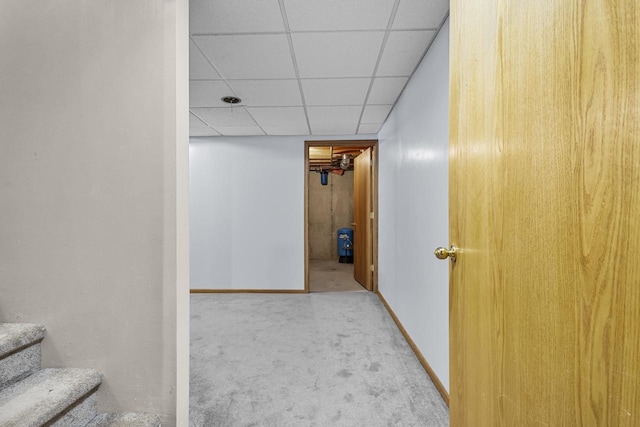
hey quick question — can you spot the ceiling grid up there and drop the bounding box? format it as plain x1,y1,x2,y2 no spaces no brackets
354,0,401,134
277,0,312,135
188,0,449,137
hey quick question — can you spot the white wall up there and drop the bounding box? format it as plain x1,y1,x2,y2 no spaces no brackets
378,19,450,391
175,0,191,423
0,2,181,423
189,135,374,290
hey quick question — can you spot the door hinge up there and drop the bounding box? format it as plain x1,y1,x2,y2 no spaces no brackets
370,264,375,272
369,211,375,219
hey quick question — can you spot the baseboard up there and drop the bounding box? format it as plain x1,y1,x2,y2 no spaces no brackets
190,289,307,294
376,291,450,406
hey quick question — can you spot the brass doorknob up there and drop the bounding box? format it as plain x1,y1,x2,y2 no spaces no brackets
434,245,458,262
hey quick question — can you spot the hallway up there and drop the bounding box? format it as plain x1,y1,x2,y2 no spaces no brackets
309,259,365,292
190,292,449,426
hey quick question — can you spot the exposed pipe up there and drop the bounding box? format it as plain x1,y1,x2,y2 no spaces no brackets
340,154,350,170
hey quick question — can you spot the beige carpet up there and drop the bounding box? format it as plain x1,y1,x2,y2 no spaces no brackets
309,259,365,292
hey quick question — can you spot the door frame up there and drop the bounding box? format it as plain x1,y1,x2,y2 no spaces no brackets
304,140,379,293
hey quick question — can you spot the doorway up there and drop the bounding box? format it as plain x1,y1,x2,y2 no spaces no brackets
304,140,378,293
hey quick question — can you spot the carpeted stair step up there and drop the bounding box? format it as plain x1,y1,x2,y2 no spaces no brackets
0,367,101,426
0,323,46,389
86,413,161,426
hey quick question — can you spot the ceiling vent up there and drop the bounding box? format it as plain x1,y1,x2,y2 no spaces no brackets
221,96,241,104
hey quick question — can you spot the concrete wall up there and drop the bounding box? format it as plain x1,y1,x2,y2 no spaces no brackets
0,1,180,423
190,135,373,290
378,18,450,391
308,170,354,260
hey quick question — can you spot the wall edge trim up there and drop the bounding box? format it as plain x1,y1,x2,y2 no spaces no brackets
376,290,450,406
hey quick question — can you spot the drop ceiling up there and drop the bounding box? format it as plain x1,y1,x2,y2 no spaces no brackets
189,0,449,137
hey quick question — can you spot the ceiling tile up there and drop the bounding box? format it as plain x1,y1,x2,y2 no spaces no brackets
187,0,447,138
190,126,221,137
307,105,361,135
246,107,307,128
307,106,362,125
393,0,449,29
358,123,382,134
302,78,371,106
227,80,302,107
311,123,358,135
367,77,409,104
376,30,435,76
362,105,392,123
190,81,235,108
190,40,221,80
194,34,296,79
283,0,396,31
190,107,257,127
262,124,311,135
190,0,285,34
215,126,265,136
292,32,384,78
190,112,209,127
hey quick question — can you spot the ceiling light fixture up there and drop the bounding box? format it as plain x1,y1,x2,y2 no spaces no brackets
221,96,241,104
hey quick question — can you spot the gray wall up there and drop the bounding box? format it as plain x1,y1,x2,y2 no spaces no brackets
189,135,373,290
378,18,450,391
189,136,305,290
308,170,354,260
0,1,179,423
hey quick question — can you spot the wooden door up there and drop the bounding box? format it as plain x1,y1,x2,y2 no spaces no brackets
353,148,372,290
449,1,639,426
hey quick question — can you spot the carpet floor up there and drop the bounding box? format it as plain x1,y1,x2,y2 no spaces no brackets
190,292,449,426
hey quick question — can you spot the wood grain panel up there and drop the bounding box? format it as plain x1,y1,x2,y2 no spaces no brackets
449,0,639,425
354,147,372,290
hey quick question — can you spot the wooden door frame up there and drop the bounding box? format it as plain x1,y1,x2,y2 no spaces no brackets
304,140,379,293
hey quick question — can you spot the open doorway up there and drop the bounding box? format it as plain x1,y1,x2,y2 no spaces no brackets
304,140,378,293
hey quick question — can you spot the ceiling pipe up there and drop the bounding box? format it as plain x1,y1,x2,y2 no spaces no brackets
340,154,350,170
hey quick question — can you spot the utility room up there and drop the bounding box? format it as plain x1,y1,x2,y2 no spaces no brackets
306,142,377,292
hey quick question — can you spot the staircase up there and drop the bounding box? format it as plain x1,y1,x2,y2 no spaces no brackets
0,323,161,426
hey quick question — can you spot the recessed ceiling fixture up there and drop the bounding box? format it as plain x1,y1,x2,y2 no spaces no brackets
221,96,241,104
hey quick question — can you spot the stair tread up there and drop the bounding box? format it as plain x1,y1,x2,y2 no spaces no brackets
0,367,101,426
0,323,46,358
87,413,161,426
